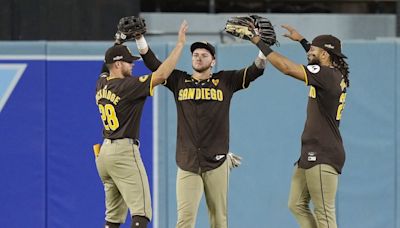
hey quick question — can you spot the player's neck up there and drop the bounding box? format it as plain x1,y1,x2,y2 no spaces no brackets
320,59,332,67
108,71,125,79
192,70,212,81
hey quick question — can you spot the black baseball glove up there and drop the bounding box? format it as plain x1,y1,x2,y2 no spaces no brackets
224,15,278,46
225,16,256,40
115,16,146,44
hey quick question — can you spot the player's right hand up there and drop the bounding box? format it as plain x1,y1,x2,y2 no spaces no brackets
177,20,188,45
281,24,304,42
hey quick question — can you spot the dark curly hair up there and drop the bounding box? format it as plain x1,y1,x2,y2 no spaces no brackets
331,54,350,88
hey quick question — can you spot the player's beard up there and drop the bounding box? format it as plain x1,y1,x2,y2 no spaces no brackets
122,66,132,77
308,56,321,65
192,64,212,73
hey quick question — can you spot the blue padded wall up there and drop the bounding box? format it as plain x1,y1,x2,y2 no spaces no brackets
337,41,397,228
45,59,154,228
157,40,400,228
0,41,154,228
0,59,46,227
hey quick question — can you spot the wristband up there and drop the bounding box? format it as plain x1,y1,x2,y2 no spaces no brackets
258,50,267,60
299,38,310,52
136,36,148,50
256,41,273,57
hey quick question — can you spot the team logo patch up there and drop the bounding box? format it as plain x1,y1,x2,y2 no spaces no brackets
212,79,219,86
324,44,334,49
307,152,317,162
139,75,149,82
307,65,320,74
112,55,123,61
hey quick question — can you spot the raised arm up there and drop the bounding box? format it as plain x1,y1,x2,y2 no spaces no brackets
251,36,306,82
254,51,267,69
242,52,266,83
151,20,188,86
135,35,162,71
223,16,306,81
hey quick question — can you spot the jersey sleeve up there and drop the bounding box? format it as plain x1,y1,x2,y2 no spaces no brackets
95,75,107,92
303,65,333,90
140,47,162,72
163,69,187,92
124,74,154,99
224,63,264,92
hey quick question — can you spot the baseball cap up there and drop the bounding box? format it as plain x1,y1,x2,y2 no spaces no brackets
311,35,347,59
190,41,215,57
104,44,140,64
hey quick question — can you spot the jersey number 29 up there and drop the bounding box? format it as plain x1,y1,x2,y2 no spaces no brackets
98,104,120,131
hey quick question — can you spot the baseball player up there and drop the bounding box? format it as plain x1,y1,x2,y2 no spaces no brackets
95,21,188,228
250,24,349,228
134,34,267,227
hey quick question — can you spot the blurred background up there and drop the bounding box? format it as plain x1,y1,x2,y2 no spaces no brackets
0,0,400,228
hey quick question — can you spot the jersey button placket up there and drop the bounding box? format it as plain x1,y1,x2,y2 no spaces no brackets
197,147,201,173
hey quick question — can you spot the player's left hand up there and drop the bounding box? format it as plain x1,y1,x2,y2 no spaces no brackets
225,15,278,46
281,24,304,42
114,16,147,44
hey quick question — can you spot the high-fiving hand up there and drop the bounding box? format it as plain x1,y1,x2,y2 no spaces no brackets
178,20,188,45
281,24,304,42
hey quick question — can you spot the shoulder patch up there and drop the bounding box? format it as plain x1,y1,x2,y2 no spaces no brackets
139,75,149,82
306,65,321,74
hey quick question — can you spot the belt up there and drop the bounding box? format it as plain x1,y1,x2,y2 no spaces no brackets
103,138,140,147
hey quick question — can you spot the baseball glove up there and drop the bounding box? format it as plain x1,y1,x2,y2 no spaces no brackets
115,16,146,44
228,152,242,169
225,15,278,46
225,16,256,40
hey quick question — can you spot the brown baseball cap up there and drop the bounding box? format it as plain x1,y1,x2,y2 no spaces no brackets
104,44,140,64
311,35,347,59
190,41,215,57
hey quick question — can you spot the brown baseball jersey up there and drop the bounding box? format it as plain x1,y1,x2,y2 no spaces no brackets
95,73,154,140
299,64,347,173
140,48,264,173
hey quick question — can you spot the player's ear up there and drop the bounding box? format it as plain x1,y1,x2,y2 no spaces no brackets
114,61,122,68
211,59,216,67
323,50,330,58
